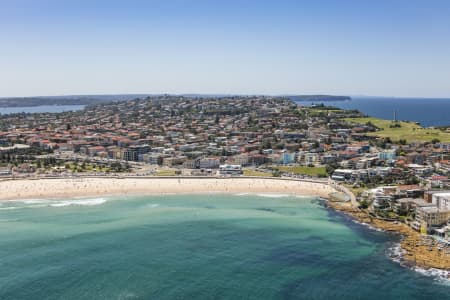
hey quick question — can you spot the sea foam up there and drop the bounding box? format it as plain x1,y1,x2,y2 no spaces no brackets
411,267,450,284
0,199,50,210
50,198,108,207
234,193,292,198
351,219,385,232
387,242,450,283
256,193,290,198
0,197,109,209
0,207,23,210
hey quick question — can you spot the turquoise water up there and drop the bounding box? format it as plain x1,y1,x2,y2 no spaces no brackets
0,194,448,299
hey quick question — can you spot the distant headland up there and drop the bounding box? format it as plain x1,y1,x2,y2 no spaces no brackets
287,95,352,102
0,94,352,107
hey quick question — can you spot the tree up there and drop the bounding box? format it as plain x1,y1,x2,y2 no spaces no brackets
262,140,272,149
325,163,338,175
359,200,369,209
247,115,253,126
366,121,375,128
272,170,281,177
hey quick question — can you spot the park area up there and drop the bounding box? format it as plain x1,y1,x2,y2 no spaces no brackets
344,117,450,143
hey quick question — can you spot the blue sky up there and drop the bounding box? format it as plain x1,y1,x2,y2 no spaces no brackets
1,0,450,97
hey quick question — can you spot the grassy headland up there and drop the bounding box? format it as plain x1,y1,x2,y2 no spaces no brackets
344,117,450,143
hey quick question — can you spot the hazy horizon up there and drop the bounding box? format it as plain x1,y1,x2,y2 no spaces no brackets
2,93,450,100
1,0,450,98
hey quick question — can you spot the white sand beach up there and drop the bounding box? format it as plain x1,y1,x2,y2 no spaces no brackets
0,177,337,200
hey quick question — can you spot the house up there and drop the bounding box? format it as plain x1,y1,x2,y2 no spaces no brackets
394,198,431,215
367,186,398,211
430,175,450,188
407,164,433,176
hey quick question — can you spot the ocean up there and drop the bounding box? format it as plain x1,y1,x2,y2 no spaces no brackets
0,105,85,115
0,194,448,299
292,97,450,127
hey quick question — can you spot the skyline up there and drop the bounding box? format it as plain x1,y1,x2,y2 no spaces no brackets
1,0,450,98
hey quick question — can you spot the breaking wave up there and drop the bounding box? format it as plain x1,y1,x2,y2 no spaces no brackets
50,198,108,207
387,242,450,283
351,219,385,232
145,203,160,208
256,193,290,198
0,197,108,209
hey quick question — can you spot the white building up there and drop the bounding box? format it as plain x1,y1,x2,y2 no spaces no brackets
432,192,450,210
331,169,353,181
199,158,220,169
0,168,12,176
413,207,450,232
219,164,242,175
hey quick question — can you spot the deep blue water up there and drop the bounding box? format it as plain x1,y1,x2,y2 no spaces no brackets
0,194,448,299
293,97,450,127
0,105,85,115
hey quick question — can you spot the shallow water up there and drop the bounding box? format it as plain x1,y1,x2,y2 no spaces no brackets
0,194,448,299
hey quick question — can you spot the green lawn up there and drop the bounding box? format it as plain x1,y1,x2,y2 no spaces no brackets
243,169,273,177
344,117,450,143
275,165,327,177
343,184,366,197
155,169,177,176
62,162,111,173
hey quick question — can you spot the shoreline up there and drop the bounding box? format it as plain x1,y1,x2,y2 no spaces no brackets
327,201,450,274
2,176,449,274
0,176,336,201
